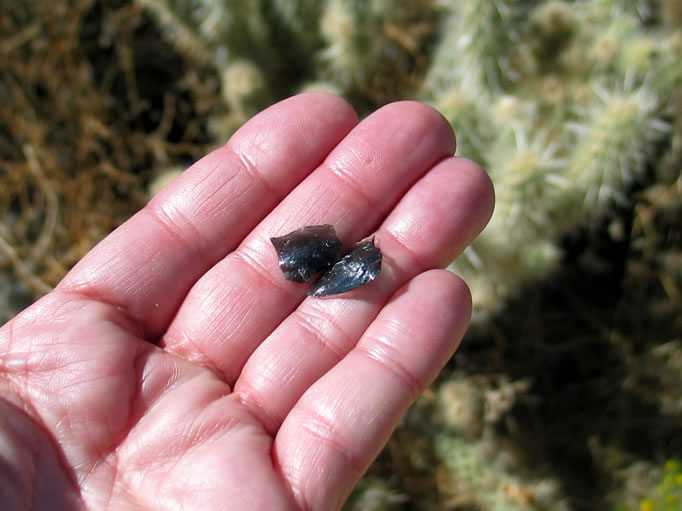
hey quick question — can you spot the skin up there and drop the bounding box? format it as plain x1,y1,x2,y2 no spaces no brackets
0,93,494,510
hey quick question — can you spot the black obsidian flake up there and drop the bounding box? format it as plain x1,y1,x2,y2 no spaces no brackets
308,236,382,297
270,225,344,282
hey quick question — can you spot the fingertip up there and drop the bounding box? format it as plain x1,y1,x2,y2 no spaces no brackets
403,269,473,346
452,157,495,232
224,92,360,159
376,155,495,273
374,101,457,157
292,91,360,125
243,92,359,140
441,270,473,340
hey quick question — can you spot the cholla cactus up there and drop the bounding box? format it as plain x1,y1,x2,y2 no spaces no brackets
417,0,678,317
137,0,269,67
139,0,279,137
432,375,567,510
430,88,494,166
318,0,436,100
435,418,568,510
563,83,670,212
220,59,272,120
425,0,520,95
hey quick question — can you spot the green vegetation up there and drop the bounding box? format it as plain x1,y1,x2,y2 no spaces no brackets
615,460,682,511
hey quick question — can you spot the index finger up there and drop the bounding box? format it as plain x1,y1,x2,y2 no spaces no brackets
57,93,359,338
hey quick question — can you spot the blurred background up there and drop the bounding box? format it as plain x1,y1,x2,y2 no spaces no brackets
1,0,681,509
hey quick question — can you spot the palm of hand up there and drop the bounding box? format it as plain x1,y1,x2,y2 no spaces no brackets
0,94,493,510
4,297,294,509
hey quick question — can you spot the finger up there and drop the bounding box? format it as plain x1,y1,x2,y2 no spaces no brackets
57,93,358,338
233,157,493,432
275,270,472,510
161,102,456,383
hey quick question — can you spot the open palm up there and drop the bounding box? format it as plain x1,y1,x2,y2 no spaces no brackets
0,94,493,510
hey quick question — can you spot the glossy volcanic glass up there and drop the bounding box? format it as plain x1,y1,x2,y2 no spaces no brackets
270,224,344,283
308,236,382,297
270,225,382,297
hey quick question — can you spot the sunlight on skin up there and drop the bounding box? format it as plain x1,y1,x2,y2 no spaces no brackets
0,93,493,510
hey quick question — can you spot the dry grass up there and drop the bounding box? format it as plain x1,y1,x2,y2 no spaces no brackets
0,0,216,321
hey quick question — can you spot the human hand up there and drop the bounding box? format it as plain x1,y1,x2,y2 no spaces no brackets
0,94,493,510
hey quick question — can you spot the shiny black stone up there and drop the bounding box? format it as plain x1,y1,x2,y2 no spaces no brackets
308,236,382,297
270,225,344,282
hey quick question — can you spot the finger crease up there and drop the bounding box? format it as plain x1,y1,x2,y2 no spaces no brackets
225,143,284,202
235,386,279,434
293,309,350,363
328,165,385,219
355,338,422,401
298,404,365,475
234,245,300,303
381,228,430,276
165,331,227,385
144,204,209,269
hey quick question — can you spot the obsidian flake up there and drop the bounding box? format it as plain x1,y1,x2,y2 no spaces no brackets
308,236,382,297
270,225,344,282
